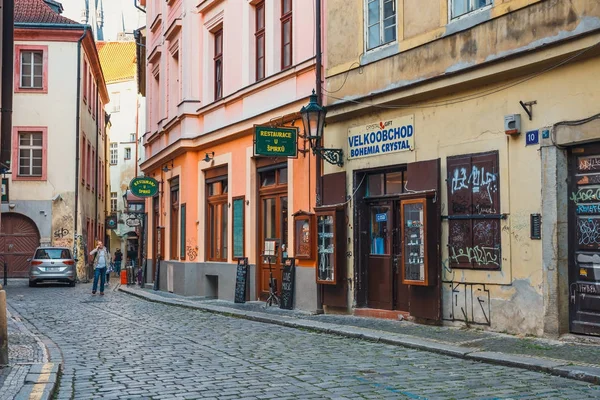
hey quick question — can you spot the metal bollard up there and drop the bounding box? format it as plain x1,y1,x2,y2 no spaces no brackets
0,288,9,366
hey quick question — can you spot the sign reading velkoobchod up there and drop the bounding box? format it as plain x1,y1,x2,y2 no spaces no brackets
347,115,414,160
130,176,159,198
254,126,298,157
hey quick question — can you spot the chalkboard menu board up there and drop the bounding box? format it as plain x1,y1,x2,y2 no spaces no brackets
233,198,245,258
280,258,295,310
401,199,428,285
234,257,249,303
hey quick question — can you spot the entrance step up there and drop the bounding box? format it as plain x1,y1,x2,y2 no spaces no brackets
353,308,409,321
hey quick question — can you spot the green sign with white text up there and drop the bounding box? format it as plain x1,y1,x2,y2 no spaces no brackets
130,176,159,198
254,126,298,157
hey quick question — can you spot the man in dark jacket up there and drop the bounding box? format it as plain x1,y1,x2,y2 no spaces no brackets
114,248,122,274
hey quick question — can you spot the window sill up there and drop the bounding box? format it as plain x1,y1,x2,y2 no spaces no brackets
15,87,47,94
360,41,398,66
446,6,492,36
12,176,46,182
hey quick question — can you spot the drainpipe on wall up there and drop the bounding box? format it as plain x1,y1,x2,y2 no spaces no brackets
74,27,89,245
315,0,324,314
0,0,14,173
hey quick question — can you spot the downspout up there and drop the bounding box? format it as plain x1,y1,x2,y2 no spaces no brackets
74,27,89,236
315,0,324,314
0,0,14,173
133,0,146,14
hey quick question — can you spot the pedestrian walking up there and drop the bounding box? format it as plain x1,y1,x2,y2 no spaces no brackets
113,248,122,274
90,240,111,295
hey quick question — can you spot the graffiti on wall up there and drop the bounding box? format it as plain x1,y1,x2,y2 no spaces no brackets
451,165,499,204
443,282,491,326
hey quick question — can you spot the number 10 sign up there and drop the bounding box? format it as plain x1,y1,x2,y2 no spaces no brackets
526,130,539,146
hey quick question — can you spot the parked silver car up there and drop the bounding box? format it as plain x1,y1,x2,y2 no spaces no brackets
28,247,76,287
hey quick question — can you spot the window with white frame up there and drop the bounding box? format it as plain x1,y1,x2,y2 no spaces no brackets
110,143,118,165
111,192,118,212
365,0,396,51
450,0,492,19
18,132,43,176
129,133,136,142
20,51,43,89
124,147,131,160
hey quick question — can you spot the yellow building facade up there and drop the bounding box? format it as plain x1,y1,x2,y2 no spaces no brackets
322,0,600,336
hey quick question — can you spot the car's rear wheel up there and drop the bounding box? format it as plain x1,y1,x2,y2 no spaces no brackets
29,281,36,287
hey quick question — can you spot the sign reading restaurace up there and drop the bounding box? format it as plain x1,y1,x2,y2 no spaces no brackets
348,115,414,160
254,126,298,157
130,176,159,198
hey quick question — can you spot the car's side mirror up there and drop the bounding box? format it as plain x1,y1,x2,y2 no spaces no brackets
27,258,31,262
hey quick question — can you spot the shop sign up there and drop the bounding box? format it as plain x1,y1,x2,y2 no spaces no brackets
254,126,298,157
347,115,414,160
130,176,159,197
375,213,387,222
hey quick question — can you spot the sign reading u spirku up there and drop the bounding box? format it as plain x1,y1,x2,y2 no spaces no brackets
130,176,159,197
347,115,414,160
254,126,298,157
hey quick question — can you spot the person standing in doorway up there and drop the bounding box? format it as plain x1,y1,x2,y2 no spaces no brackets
90,240,111,295
113,248,122,275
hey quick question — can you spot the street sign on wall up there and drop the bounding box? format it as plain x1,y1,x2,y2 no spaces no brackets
129,176,159,197
254,126,298,157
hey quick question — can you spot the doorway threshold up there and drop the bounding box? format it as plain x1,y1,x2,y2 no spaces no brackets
354,308,409,321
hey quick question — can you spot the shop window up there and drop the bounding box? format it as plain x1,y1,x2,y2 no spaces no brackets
365,0,396,51
366,169,405,196
446,151,501,270
170,177,180,260
450,0,492,19
207,175,228,261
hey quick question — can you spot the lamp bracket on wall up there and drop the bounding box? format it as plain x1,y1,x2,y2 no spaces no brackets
519,100,537,121
162,161,173,173
203,152,215,163
313,147,344,167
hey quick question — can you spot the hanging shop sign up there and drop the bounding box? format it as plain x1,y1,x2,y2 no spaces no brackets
254,126,298,157
347,115,414,160
106,215,118,230
126,217,142,227
129,176,159,197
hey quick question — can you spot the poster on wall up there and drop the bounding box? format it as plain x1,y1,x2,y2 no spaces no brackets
347,115,414,160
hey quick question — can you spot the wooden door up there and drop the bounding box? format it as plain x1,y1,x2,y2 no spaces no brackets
366,201,394,310
569,144,600,336
258,194,288,299
0,213,40,277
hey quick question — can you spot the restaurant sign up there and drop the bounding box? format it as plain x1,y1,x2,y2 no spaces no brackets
254,126,298,157
348,115,414,160
130,176,159,198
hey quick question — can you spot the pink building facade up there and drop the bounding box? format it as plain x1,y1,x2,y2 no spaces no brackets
141,0,322,311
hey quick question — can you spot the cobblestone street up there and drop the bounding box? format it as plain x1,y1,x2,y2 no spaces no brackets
4,280,600,399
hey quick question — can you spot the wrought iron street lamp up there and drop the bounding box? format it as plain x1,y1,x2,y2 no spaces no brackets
300,90,344,167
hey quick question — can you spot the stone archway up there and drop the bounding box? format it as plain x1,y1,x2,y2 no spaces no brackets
0,213,41,278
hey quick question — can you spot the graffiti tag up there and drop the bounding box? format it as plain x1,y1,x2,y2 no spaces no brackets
578,218,600,246
451,166,498,203
54,228,70,239
448,245,500,267
186,246,197,261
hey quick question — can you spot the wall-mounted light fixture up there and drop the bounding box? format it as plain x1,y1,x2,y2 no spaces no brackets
162,162,173,173
203,152,214,163
300,90,343,167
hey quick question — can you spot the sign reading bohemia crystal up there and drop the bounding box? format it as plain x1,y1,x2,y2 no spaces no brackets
129,176,159,197
254,126,298,157
347,115,414,160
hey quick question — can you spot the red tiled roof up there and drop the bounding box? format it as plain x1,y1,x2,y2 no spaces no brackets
15,0,79,25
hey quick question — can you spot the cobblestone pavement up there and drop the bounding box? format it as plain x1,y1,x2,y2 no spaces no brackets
5,281,600,400
0,302,47,400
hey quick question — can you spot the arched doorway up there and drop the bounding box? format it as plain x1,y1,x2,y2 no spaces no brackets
0,213,41,278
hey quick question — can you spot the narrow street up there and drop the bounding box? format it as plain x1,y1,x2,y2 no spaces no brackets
4,281,600,400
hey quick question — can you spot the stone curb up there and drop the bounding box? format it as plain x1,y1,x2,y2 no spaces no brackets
6,305,63,400
119,286,600,386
